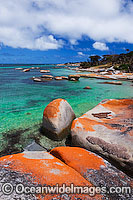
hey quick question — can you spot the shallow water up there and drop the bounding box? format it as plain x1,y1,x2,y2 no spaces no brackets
0,65,133,155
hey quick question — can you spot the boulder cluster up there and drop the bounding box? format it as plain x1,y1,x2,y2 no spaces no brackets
0,98,133,199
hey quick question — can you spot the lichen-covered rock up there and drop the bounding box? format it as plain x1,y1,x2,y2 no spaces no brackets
43,99,76,140
0,151,102,200
51,147,133,199
71,99,133,176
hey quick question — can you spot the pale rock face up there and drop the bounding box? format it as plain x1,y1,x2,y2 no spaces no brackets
43,99,76,140
71,99,133,176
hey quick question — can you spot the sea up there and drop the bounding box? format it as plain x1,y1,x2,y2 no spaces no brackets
0,65,133,156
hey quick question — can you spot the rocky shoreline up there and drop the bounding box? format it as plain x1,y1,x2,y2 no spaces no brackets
14,65,133,83
0,98,132,199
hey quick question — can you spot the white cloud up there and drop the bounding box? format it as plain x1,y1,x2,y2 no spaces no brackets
78,52,85,56
0,0,133,50
69,39,78,45
93,42,109,51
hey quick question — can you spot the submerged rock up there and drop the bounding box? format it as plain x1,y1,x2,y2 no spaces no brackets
24,141,47,151
71,99,133,176
84,86,92,89
43,99,76,140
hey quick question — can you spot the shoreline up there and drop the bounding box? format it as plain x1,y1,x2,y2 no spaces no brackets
0,65,133,158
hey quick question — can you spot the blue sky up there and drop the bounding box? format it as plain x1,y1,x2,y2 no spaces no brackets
0,0,133,64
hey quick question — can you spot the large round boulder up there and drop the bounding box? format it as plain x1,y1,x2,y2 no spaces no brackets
43,99,76,140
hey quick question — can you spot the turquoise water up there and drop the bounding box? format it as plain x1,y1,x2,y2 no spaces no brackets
0,65,133,155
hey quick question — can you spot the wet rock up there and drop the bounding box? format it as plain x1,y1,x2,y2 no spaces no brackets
51,147,133,199
24,141,47,151
71,99,133,176
43,99,76,140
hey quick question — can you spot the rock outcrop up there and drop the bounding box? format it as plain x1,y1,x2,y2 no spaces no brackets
40,70,50,73
0,147,132,199
54,76,63,80
41,75,53,79
0,150,95,200
71,99,133,176
43,99,76,140
61,76,68,80
68,74,80,81
15,68,23,70
77,73,133,81
23,68,30,72
100,81,122,85
51,147,133,199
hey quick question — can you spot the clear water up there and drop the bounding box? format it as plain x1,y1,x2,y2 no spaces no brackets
0,65,133,155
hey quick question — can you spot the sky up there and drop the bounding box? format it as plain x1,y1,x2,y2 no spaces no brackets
0,0,133,64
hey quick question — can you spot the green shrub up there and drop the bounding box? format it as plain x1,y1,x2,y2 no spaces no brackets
118,64,130,72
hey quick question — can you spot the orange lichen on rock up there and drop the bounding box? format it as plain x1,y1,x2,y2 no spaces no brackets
51,147,106,174
72,100,133,135
71,118,99,132
0,152,90,186
101,99,133,136
71,99,133,175
43,99,63,118
0,151,103,199
43,98,76,140
102,99,133,111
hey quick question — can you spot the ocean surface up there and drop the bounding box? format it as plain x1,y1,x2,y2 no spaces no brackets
0,65,133,155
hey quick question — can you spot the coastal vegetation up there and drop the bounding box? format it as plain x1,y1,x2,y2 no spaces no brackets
80,51,133,72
